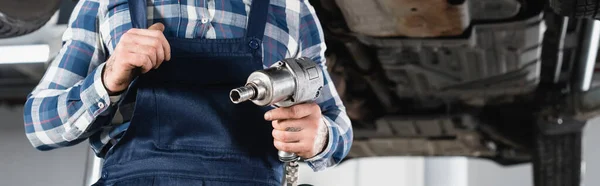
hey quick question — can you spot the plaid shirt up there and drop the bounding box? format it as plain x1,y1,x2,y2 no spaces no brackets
23,0,352,171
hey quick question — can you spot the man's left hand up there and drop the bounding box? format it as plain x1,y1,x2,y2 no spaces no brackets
264,103,328,159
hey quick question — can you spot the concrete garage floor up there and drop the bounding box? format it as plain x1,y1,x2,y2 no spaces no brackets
2,103,600,186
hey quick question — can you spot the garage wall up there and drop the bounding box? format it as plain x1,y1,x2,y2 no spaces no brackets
582,119,600,186
298,157,426,186
0,105,89,186
467,158,532,186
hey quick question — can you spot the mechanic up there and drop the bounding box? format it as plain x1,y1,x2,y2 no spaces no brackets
22,0,352,185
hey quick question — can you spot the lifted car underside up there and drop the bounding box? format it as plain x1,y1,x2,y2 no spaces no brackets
309,0,598,185
311,0,541,162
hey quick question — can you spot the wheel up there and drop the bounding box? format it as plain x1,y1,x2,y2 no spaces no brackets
533,130,582,186
0,0,62,38
549,0,600,18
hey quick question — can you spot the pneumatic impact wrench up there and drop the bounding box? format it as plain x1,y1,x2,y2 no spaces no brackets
229,57,324,186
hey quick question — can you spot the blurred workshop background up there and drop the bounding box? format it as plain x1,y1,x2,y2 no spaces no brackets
2,1,600,186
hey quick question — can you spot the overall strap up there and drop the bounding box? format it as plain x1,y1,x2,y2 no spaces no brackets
128,0,148,29
245,0,270,40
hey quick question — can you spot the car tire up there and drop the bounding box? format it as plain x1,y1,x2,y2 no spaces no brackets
549,0,600,18
0,0,62,38
533,130,582,186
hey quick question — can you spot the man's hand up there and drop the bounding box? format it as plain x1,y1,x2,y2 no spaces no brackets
102,23,171,95
265,103,328,159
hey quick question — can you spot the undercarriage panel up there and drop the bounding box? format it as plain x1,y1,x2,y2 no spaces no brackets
335,0,522,37
359,13,545,100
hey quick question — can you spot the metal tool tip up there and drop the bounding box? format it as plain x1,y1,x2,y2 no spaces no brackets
230,86,256,104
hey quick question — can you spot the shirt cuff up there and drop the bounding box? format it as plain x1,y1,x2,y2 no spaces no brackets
62,63,112,141
80,63,112,118
110,94,122,104
304,116,334,163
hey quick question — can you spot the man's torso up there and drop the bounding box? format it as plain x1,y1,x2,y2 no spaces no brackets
89,0,319,157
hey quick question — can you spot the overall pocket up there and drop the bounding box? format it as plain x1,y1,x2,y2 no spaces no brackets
153,84,274,154
135,54,275,155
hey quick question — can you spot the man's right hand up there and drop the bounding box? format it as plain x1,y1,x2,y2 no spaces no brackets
102,23,171,95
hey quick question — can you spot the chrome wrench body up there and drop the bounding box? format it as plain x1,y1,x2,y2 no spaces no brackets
230,57,324,186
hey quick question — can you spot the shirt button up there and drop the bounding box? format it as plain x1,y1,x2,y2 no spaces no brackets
98,102,105,109
248,38,261,49
201,18,209,24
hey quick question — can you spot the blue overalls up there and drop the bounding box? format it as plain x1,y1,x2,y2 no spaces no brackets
94,0,283,185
